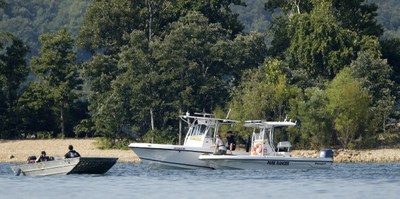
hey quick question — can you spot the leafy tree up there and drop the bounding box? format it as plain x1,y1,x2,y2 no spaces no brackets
174,0,245,37
331,0,383,37
78,0,146,54
113,12,235,141
30,28,81,137
79,0,246,54
285,0,357,88
90,11,265,144
0,36,29,138
290,87,333,149
350,38,395,134
17,81,58,138
266,0,383,61
229,59,300,139
326,67,371,149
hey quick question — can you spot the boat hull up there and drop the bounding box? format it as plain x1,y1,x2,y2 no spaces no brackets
11,157,118,176
198,155,333,170
129,143,215,169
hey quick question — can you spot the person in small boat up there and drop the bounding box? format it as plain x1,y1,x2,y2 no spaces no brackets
27,156,37,164
214,134,227,155
64,145,81,158
36,151,50,163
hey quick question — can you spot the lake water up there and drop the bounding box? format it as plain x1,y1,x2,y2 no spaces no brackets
1,162,399,199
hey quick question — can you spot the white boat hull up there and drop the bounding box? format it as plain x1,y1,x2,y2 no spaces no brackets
129,143,216,169
199,155,333,170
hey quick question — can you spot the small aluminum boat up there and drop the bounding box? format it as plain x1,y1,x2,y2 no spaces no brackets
11,157,118,176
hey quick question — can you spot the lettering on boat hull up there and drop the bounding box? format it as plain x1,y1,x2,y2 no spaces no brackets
267,161,289,165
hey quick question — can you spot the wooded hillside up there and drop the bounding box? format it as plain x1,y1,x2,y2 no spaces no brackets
1,0,400,149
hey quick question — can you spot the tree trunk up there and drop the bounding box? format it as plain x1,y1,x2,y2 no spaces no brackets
179,108,182,145
60,105,65,138
150,108,154,143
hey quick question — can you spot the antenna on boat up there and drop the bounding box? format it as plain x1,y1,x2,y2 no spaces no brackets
226,109,231,119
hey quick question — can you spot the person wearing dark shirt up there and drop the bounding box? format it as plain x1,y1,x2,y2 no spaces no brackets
226,131,236,152
36,151,50,163
64,145,81,158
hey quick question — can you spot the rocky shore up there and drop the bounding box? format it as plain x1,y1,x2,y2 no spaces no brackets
1,139,400,163
291,148,400,162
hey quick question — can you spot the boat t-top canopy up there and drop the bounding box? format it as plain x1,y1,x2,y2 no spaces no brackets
180,112,238,126
244,120,297,129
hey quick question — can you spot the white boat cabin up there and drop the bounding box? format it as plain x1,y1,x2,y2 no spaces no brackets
244,120,297,157
180,112,237,148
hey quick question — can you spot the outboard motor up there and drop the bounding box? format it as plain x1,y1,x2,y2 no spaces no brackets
319,149,334,159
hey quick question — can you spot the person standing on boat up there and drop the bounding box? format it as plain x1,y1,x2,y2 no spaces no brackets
36,151,50,162
226,131,236,152
64,145,81,158
214,134,227,155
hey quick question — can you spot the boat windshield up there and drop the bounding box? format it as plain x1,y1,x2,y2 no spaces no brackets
192,125,207,136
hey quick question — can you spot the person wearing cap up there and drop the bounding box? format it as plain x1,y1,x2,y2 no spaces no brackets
214,134,227,155
36,151,50,163
64,145,81,158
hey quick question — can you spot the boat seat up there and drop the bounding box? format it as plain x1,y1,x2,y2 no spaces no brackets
277,141,291,152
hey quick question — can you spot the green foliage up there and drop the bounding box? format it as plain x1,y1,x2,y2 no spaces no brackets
174,0,245,37
331,0,383,37
73,119,94,138
1,0,399,151
326,67,371,149
94,137,130,150
78,0,144,54
36,131,54,139
290,87,333,149
229,59,300,138
0,35,29,139
350,46,395,134
142,128,178,144
286,1,357,88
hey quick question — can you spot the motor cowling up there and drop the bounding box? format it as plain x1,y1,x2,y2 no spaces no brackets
319,149,334,159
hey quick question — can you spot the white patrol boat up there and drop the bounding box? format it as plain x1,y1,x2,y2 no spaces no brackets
199,120,334,170
128,112,240,169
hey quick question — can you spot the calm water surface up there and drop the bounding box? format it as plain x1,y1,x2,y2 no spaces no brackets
0,162,399,199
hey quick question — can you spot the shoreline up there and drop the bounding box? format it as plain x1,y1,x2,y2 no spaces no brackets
1,139,400,163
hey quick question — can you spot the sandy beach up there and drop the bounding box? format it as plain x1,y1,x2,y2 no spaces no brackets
0,139,140,163
1,139,400,163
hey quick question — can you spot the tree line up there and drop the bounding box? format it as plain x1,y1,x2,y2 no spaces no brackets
1,0,400,149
